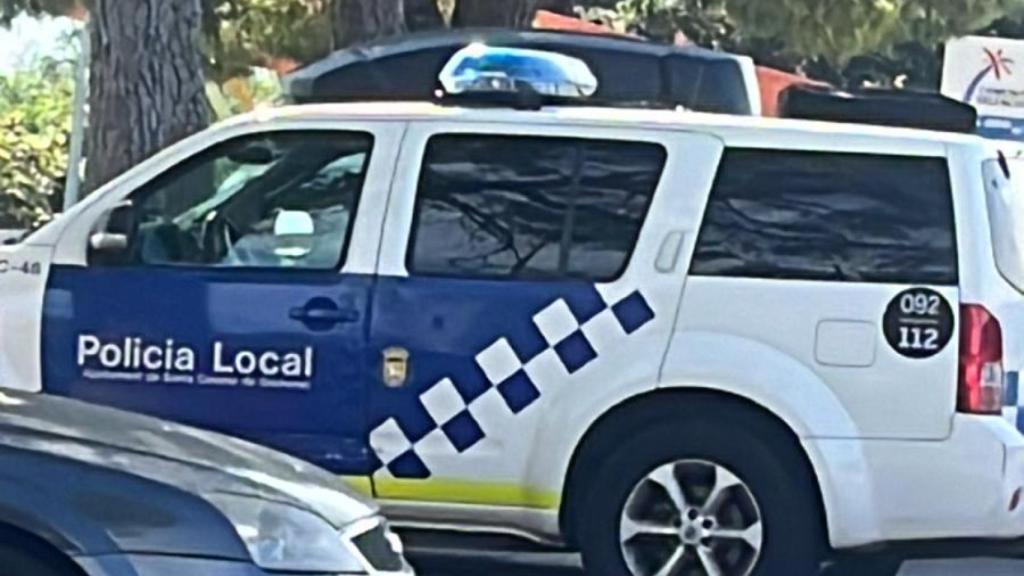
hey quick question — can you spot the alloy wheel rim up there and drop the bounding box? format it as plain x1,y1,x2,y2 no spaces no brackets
619,459,764,576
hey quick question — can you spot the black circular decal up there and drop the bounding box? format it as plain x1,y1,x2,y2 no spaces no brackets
883,288,954,359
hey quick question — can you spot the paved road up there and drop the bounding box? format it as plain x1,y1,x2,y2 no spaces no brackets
409,549,1024,576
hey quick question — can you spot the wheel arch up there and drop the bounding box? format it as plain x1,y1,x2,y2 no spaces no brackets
558,388,829,548
0,520,88,576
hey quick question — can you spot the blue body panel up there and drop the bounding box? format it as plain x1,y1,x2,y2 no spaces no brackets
366,276,652,478
978,115,1024,141
40,267,654,479
42,265,373,474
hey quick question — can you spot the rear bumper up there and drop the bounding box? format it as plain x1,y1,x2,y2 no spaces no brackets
75,554,372,576
841,535,1024,560
806,414,1024,550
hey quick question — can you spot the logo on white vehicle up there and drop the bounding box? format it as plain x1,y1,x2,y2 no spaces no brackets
882,288,954,359
76,335,315,390
963,47,1015,104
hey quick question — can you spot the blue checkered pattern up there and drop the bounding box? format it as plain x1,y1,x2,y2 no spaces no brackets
1004,371,1022,431
369,289,655,479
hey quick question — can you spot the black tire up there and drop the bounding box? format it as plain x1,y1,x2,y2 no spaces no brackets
822,556,903,576
0,543,74,576
576,409,824,576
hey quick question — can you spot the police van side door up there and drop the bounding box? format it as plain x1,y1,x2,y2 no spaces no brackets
365,120,716,505
41,121,404,475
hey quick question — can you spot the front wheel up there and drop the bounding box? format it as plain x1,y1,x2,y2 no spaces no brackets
577,413,824,576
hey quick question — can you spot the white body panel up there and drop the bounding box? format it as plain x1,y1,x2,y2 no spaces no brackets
808,415,1024,547
737,55,763,117
670,278,959,439
0,244,51,392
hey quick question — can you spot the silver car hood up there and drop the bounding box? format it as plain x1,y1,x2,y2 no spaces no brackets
0,391,376,527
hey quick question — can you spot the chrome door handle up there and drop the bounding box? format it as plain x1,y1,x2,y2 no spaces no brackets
289,307,360,323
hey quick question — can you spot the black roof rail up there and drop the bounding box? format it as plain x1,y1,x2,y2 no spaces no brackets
779,85,977,133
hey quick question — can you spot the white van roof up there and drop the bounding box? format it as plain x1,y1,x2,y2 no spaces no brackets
236,101,983,156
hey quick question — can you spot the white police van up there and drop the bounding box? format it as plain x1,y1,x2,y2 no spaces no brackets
3,46,1024,576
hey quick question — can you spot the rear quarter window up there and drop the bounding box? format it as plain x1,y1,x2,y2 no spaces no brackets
690,149,958,285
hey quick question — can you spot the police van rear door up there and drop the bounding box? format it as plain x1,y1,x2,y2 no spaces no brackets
41,121,404,475
680,144,962,439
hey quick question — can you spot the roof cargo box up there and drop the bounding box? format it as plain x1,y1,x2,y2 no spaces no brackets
780,85,977,133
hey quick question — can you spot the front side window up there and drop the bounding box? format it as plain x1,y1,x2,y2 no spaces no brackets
408,134,666,281
121,130,373,270
690,149,958,285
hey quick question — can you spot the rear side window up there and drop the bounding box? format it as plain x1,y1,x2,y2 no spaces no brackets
690,149,958,285
408,134,666,281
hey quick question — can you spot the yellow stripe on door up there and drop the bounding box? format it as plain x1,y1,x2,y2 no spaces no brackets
342,476,560,510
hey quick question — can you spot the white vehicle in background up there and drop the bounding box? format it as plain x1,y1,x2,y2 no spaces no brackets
943,35,1024,141
2,46,1024,576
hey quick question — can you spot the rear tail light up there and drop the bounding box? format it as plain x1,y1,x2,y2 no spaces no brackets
958,304,1004,414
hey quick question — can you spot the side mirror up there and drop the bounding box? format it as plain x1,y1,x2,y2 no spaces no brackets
89,201,137,258
89,232,129,252
272,210,315,260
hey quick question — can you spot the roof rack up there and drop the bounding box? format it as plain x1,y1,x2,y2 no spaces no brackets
284,28,758,116
285,28,978,133
779,85,977,133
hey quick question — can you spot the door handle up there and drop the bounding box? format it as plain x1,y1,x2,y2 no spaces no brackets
655,230,687,273
289,305,360,325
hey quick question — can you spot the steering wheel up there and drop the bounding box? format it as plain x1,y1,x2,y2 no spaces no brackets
200,210,242,263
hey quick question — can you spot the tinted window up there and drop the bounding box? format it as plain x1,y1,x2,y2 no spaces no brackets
690,150,957,284
123,131,372,270
408,135,666,281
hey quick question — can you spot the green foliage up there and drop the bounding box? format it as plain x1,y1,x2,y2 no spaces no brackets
895,0,1024,46
720,0,897,64
1,0,332,77
725,0,1023,64
0,57,74,227
206,70,284,119
0,0,80,24
207,0,333,80
602,0,1024,88
584,0,734,46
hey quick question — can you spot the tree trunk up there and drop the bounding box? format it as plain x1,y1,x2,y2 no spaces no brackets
84,0,210,193
451,0,539,28
405,0,446,32
332,0,407,49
